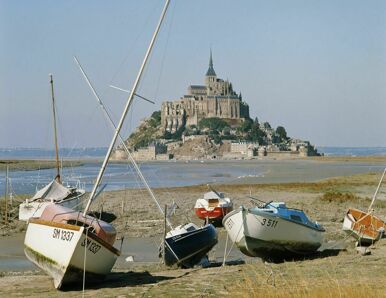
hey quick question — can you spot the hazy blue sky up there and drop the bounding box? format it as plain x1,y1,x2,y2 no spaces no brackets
1,0,386,148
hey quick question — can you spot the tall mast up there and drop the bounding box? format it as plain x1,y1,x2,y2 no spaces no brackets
83,0,171,216
74,56,173,229
49,74,61,183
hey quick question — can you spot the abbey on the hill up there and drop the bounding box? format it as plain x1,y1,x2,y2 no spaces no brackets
161,51,250,133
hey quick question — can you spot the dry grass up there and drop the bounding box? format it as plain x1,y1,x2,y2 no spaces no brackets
320,191,364,204
231,260,386,298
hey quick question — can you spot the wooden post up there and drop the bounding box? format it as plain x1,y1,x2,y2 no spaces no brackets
163,204,167,264
4,164,9,224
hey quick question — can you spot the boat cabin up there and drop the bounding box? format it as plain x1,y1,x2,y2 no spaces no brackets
257,202,322,229
38,204,117,246
166,223,199,237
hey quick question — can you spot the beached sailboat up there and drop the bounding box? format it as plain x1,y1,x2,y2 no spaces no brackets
76,65,218,270
25,204,119,288
73,15,218,271
342,168,386,245
77,58,219,268
19,75,85,222
194,186,233,224
24,0,172,289
223,201,324,260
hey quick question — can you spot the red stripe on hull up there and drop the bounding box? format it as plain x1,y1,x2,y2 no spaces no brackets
194,207,233,220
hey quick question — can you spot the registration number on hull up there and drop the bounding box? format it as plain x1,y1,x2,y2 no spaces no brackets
81,238,101,254
52,228,74,242
260,217,278,228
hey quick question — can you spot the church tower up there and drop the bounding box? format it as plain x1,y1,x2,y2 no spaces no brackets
205,50,217,95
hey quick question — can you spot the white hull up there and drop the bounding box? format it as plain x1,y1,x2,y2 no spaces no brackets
19,195,83,222
223,207,323,259
24,219,119,289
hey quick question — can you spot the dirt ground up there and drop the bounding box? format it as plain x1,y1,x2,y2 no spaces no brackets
1,171,386,297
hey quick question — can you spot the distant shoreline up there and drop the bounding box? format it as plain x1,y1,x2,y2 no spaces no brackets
0,160,84,171
1,155,386,171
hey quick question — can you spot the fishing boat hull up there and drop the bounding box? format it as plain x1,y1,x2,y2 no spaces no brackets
163,224,218,268
223,207,323,260
24,218,119,289
342,208,386,245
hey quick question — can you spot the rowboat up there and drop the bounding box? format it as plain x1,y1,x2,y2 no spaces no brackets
194,190,233,224
342,168,386,245
223,202,324,260
342,207,386,245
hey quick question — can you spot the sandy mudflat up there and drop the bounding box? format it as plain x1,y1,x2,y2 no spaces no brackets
1,166,386,297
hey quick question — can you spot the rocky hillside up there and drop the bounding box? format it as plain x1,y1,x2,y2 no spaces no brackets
123,111,164,149
117,110,319,158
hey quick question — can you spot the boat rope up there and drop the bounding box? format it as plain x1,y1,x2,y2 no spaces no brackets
82,227,90,297
152,0,176,100
222,215,244,266
222,233,229,267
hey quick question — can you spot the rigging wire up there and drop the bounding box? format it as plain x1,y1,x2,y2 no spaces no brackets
153,0,177,100
107,2,163,95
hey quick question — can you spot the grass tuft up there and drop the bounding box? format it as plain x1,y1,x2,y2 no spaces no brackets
320,191,364,203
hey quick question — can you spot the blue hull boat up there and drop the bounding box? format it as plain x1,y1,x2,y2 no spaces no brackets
163,223,218,268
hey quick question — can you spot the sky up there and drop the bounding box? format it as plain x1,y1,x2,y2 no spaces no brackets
1,0,386,148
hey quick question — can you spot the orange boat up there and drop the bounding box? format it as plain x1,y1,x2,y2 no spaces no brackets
343,208,386,245
342,168,386,245
194,189,233,224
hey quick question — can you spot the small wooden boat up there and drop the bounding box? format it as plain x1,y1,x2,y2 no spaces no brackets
24,204,120,289
19,179,85,221
163,223,218,268
223,202,324,260
343,208,386,245
342,168,386,245
194,189,233,224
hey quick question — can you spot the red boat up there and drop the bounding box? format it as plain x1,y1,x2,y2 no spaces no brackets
194,190,233,224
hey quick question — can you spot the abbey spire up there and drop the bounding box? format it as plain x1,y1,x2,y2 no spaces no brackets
205,50,216,77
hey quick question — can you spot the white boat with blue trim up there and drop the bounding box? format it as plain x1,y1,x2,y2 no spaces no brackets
223,202,324,260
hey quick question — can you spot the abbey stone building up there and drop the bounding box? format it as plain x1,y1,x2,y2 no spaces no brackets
161,52,250,133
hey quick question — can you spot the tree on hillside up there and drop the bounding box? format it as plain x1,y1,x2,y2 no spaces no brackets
163,125,185,140
246,123,267,144
276,126,288,141
263,122,271,129
199,117,229,131
237,118,253,133
149,110,161,128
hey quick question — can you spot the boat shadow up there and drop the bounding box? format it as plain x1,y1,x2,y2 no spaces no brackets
207,259,246,267
263,247,346,264
60,270,177,291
